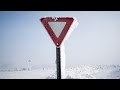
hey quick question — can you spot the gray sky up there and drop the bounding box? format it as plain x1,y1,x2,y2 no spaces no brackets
0,11,120,68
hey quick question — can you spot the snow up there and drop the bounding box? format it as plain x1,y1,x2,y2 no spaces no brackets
60,17,78,79
65,65,120,79
0,68,56,79
52,17,58,21
0,65,120,79
61,44,66,79
62,17,78,43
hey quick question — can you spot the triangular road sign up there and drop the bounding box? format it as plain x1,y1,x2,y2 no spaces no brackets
40,17,74,47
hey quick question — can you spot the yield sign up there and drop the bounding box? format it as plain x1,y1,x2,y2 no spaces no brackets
40,17,74,47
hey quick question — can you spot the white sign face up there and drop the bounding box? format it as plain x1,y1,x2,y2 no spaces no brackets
48,22,66,38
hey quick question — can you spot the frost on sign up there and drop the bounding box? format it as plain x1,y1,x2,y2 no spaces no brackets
40,17,76,47
48,22,66,38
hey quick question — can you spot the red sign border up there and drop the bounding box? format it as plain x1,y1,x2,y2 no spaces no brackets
40,17,74,47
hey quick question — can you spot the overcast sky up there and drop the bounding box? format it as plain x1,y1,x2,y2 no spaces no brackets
0,11,120,68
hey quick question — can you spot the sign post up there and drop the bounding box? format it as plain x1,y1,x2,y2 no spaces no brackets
56,47,61,79
40,17,75,79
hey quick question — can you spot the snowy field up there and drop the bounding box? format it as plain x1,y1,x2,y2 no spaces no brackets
0,65,120,79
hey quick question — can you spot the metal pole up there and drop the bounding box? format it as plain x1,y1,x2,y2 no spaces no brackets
56,47,61,79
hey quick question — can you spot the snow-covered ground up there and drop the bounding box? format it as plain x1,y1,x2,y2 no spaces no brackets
65,65,120,79
0,65,120,79
0,68,56,79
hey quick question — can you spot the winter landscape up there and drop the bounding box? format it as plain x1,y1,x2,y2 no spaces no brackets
1,11,120,79
0,65,120,79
